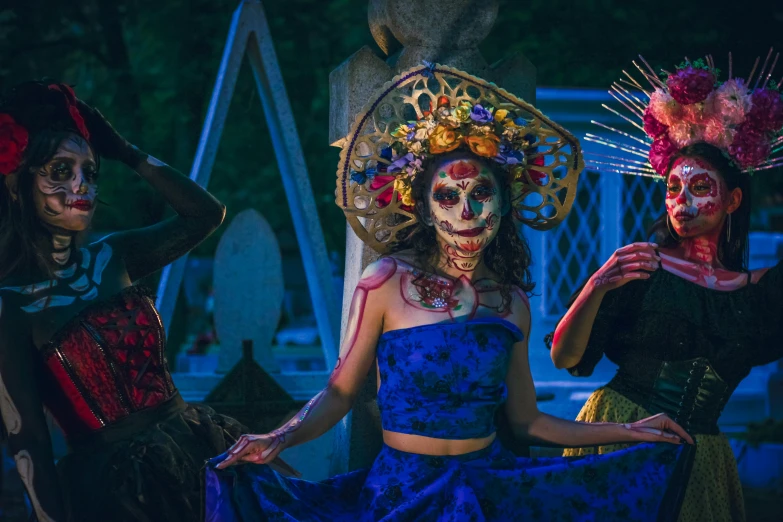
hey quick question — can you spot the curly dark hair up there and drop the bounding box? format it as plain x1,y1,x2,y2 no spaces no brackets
392,151,535,312
0,81,97,281
648,142,750,272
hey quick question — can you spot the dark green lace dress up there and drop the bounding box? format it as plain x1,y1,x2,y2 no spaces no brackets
561,263,783,522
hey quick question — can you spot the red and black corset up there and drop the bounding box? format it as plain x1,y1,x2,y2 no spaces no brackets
39,286,177,440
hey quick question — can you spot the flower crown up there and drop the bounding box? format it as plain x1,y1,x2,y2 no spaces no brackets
350,96,537,208
586,50,783,179
0,83,90,176
337,64,583,253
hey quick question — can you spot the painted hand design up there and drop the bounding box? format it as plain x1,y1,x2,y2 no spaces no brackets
622,413,695,445
590,242,660,291
75,100,135,163
215,431,301,477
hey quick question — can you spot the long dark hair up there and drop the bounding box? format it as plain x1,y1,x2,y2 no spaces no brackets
394,151,535,312
0,81,97,281
648,142,750,272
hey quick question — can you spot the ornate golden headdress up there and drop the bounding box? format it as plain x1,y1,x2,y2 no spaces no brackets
335,63,584,253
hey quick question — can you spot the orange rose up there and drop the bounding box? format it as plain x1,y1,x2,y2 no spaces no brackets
429,124,462,154
465,134,500,158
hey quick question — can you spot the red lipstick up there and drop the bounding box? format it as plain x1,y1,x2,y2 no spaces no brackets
455,227,486,237
70,200,93,211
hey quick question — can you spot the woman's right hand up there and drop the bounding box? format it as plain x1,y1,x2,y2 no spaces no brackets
588,242,660,293
215,431,300,477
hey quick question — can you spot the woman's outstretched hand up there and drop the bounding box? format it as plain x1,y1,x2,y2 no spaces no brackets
215,431,302,477
589,242,661,292
622,413,695,445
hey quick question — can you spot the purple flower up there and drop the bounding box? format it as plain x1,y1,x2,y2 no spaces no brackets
470,104,493,123
746,88,783,133
729,123,771,169
387,152,415,173
649,136,678,175
666,66,716,105
642,110,668,139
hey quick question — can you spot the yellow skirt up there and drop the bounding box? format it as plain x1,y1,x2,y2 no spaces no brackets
564,386,745,522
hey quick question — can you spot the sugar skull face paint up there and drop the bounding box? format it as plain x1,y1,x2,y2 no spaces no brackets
32,134,98,232
665,157,728,238
428,159,502,269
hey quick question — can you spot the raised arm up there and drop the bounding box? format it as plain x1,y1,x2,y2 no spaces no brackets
215,257,398,469
0,297,65,521
78,102,225,282
505,291,692,448
550,242,659,369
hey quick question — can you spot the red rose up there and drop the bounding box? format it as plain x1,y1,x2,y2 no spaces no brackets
369,174,413,211
49,83,90,140
445,161,479,180
0,114,29,175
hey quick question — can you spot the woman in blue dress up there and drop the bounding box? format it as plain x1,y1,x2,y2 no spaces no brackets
204,65,694,521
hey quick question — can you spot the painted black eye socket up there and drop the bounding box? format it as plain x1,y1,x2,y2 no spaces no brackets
433,191,459,202
472,186,495,198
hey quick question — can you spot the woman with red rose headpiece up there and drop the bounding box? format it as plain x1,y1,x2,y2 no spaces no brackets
0,80,255,521
549,54,783,522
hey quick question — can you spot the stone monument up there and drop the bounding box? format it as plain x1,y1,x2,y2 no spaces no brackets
329,0,537,474
213,208,284,373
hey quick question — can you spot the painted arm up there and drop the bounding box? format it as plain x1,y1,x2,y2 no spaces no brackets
505,295,692,448
215,257,397,469
0,297,65,521
79,102,226,282
550,242,659,369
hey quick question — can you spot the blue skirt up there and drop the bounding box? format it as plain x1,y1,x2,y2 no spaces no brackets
204,440,693,521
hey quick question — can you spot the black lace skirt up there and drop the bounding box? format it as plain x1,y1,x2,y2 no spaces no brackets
57,394,244,522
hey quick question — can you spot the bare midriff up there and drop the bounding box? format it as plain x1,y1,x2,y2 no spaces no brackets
382,430,496,456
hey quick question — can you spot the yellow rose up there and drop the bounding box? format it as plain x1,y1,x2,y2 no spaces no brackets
429,124,463,154
453,104,471,123
393,177,415,206
494,109,509,122
465,133,500,158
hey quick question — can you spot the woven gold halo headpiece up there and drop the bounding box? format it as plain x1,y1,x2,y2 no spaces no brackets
335,63,584,254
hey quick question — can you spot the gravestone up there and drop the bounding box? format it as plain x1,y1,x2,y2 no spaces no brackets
213,209,283,373
330,0,537,474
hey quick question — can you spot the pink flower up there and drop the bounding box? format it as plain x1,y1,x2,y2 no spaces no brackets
648,89,683,127
649,136,679,175
668,122,704,149
642,109,668,138
666,66,716,105
745,88,783,134
728,124,771,169
710,79,751,126
682,101,709,124
703,117,737,150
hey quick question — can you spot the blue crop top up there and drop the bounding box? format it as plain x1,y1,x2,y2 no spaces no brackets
376,318,524,440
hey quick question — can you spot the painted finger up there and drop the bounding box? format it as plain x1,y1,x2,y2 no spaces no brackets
621,262,659,272
617,252,656,264
228,436,251,455
664,421,695,445
261,437,282,460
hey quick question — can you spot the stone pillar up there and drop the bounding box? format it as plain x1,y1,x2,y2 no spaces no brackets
329,0,537,473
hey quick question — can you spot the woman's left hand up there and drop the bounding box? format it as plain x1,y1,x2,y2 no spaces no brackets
622,413,695,445
76,100,135,163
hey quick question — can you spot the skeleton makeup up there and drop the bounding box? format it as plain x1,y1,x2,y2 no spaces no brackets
665,157,733,238
427,159,504,271
32,134,98,232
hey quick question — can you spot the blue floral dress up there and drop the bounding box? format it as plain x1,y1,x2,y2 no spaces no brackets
204,318,692,521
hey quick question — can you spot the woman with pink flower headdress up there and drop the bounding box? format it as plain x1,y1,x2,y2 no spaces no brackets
549,51,783,522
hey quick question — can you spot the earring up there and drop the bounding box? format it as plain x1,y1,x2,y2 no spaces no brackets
666,215,679,241
726,213,732,243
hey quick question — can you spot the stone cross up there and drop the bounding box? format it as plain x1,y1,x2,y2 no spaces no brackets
329,0,536,474
213,209,284,373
